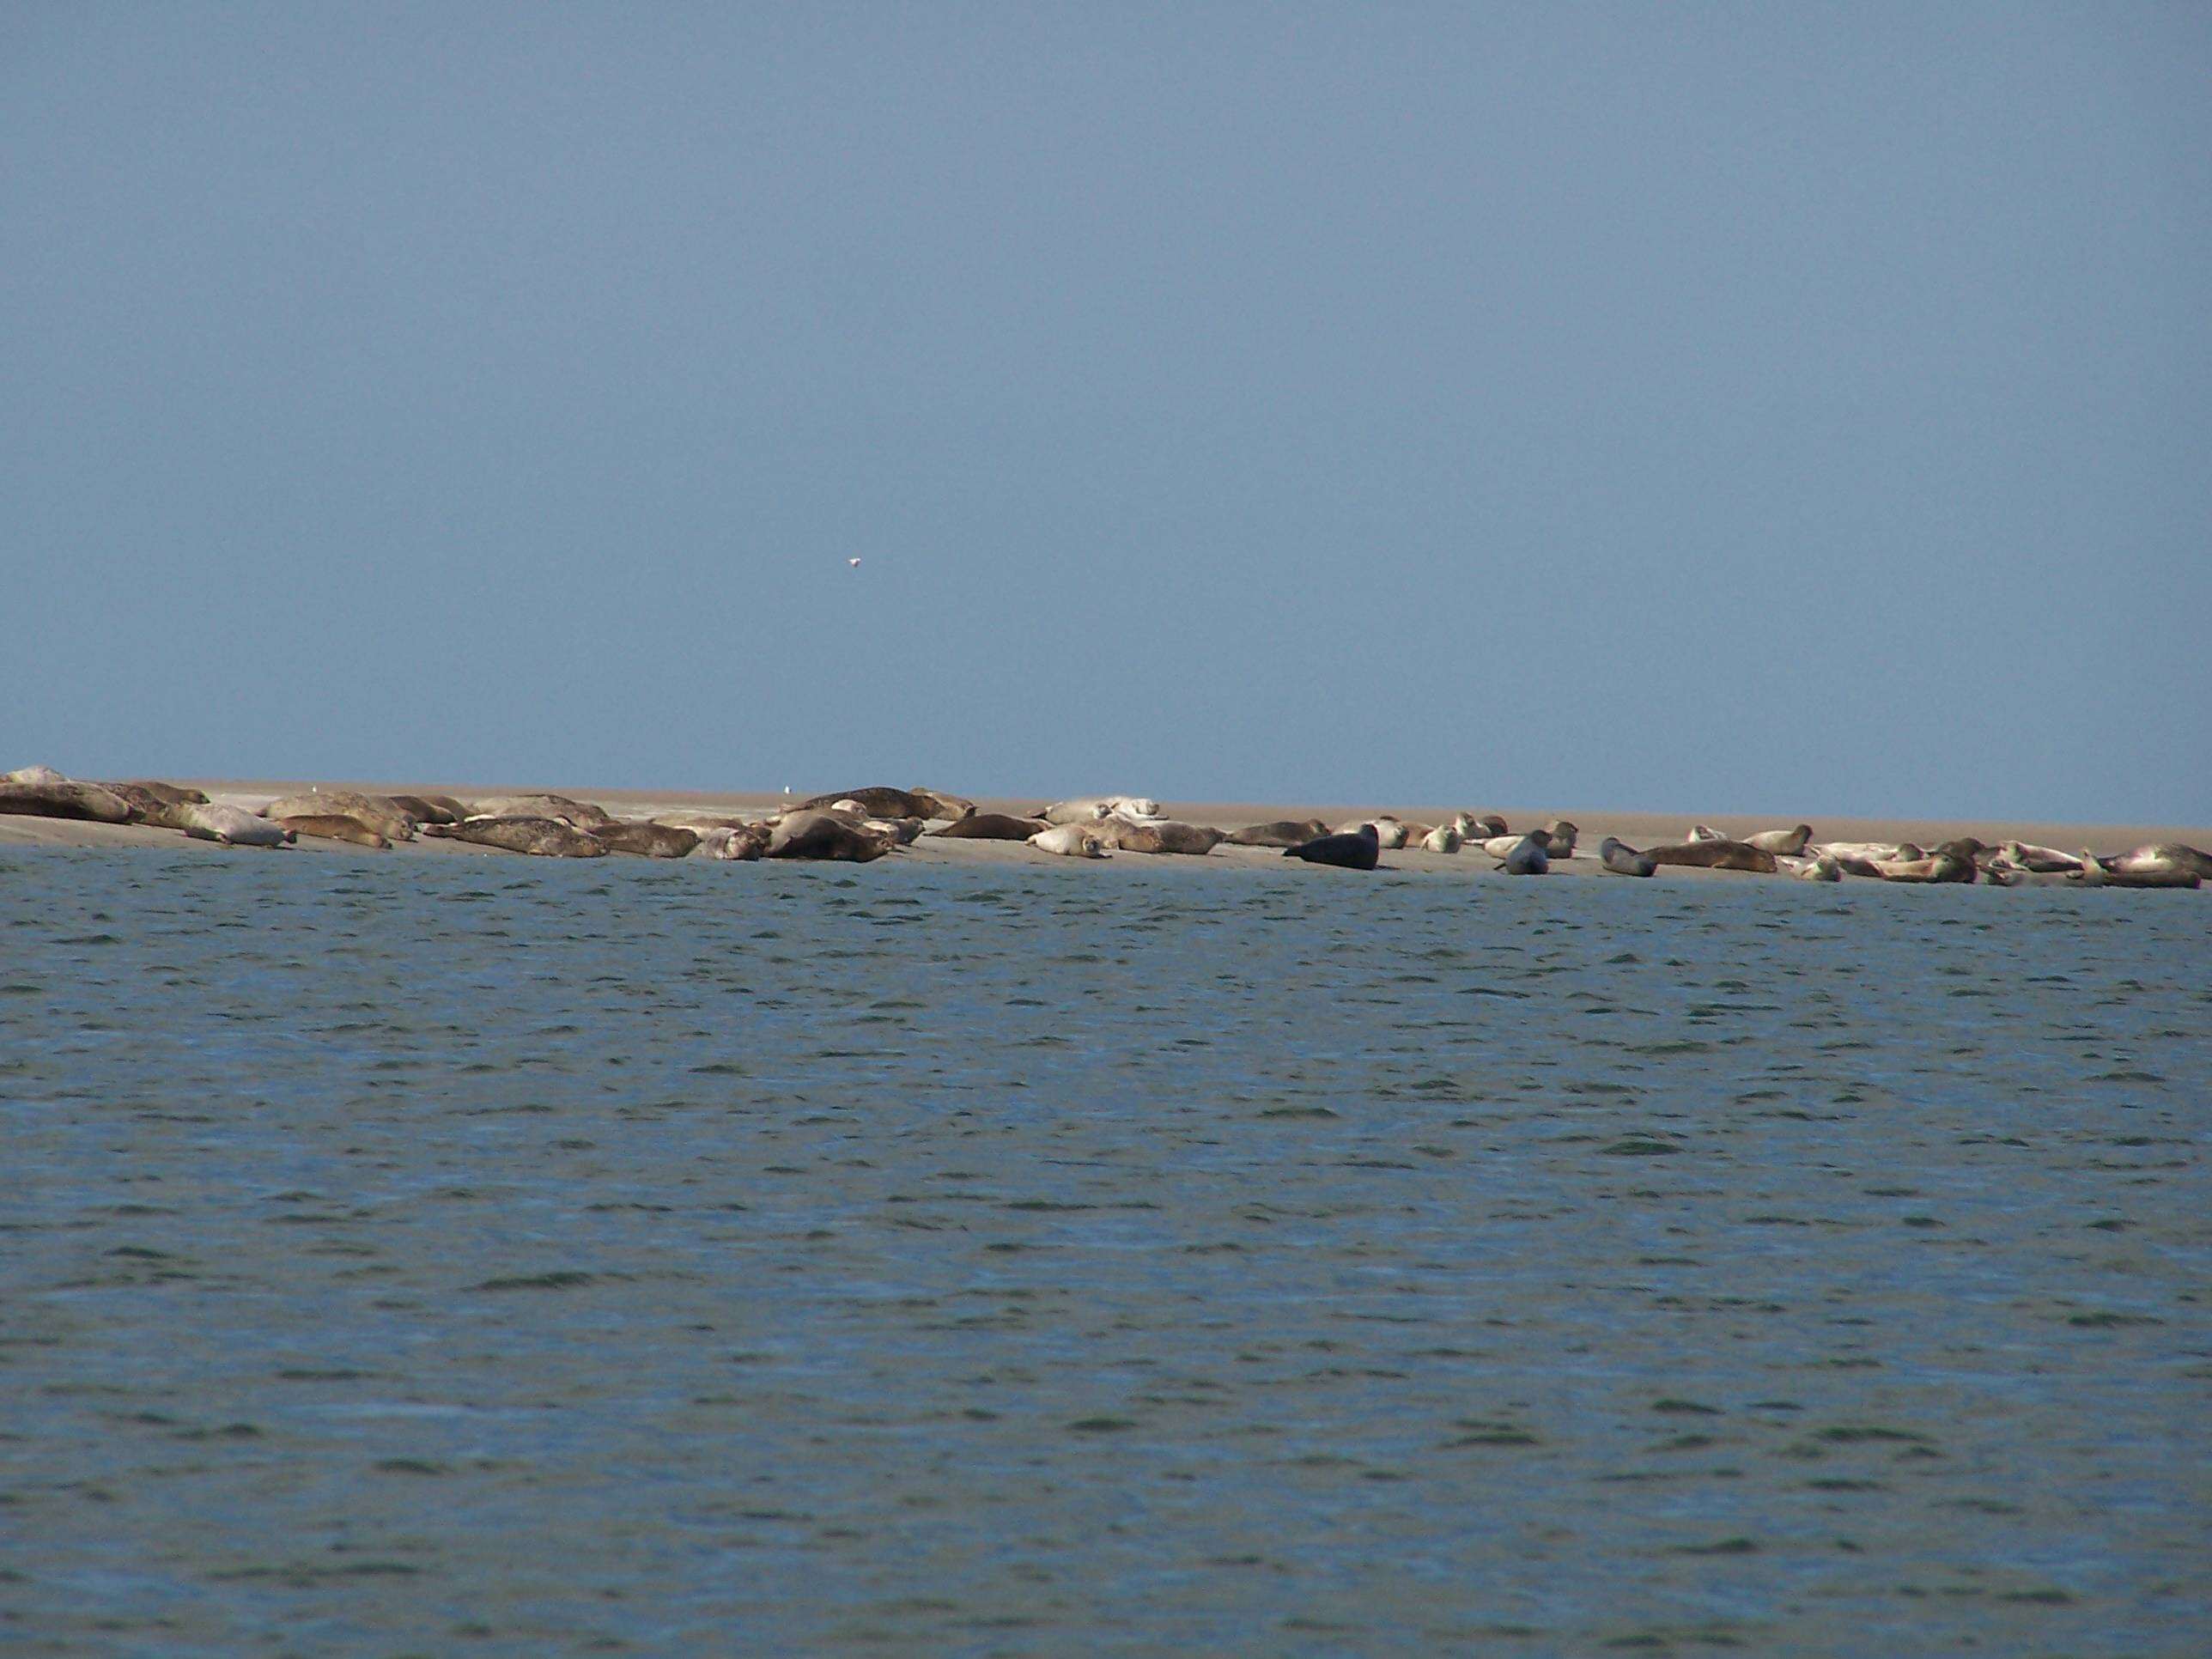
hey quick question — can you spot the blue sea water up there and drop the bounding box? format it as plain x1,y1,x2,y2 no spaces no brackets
3,849,2206,1654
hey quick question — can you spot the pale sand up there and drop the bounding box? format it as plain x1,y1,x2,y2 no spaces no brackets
1,778,2204,886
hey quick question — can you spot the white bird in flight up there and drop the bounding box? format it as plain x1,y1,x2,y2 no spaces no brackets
848,557,862,568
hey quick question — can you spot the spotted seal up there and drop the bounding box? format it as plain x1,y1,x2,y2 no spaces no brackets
421,817,608,857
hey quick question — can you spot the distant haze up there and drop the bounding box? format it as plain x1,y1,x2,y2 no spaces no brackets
6,5,2206,823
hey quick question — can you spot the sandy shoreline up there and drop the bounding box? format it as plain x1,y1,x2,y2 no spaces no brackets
3,776,2203,886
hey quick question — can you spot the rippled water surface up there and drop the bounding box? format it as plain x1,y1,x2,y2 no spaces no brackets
3,850,2207,1655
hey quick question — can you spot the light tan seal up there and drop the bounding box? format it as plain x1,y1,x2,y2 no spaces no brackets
277,815,392,849
178,804,295,848
263,792,416,842
1870,854,1974,884
1091,819,1223,855
1745,824,1813,856
1029,823,1112,859
1042,795,1161,825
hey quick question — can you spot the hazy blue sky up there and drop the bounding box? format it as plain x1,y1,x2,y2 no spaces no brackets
6,5,2207,821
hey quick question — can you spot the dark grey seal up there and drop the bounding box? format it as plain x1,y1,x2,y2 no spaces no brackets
1284,823,1380,872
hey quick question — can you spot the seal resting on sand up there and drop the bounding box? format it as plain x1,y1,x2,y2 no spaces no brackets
1420,823,1463,854
698,823,769,860
927,814,1048,841
1041,795,1162,825
1871,853,1974,884
0,776,135,823
1642,840,1779,873
1498,833,1549,875
470,793,617,830
588,821,700,859
1334,816,1408,849
1029,823,1111,859
278,814,391,849
1226,818,1331,848
800,787,974,822
765,811,896,862
1091,819,1222,855
2110,843,2212,880
1599,836,1656,877
1746,824,1813,856
421,817,607,857
386,793,466,825
1285,824,1380,871
1540,819,1578,858
2080,848,2200,888
262,792,416,842
178,804,294,848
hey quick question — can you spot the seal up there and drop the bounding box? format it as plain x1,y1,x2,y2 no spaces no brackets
1029,823,1111,859
1498,833,1549,875
1540,819,1578,858
0,776,135,823
1995,842,2083,873
1792,854,1844,882
800,787,975,821
927,813,1049,841
1641,840,1779,873
1686,823,1727,842
2094,863,2203,890
588,820,700,859
278,814,392,849
103,779,209,809
177,804,295,848
1467,814,1508,839
3,765,70,787
1420,823,1463,854
1285,823,1379,871
94,781,193,829
2111,842,2212,878
699,823,769,860
1599,836,1656,877
1745,824,1813,856
1094,819,1222,855
386,793,467,825
1226,818,1332,848
1871,853,1974,884
1041,795,1162,825
1816,841,1923,866
420,817,608,857
765,810,897,862
263,792,416,842
470,793,617,830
